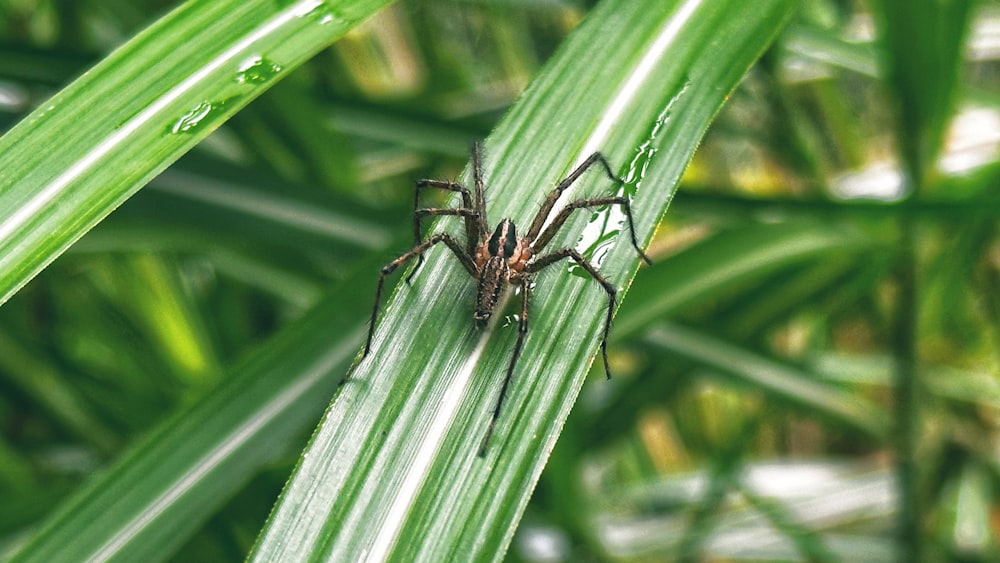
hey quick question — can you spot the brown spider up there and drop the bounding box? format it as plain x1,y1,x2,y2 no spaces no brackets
364,141,652,455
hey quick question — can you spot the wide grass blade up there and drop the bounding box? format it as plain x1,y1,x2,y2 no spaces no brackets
251,0,796,560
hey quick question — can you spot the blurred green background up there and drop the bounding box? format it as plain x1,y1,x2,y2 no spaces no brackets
1,0,998,561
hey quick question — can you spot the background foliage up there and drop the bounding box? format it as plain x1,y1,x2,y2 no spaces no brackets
1,0,998,561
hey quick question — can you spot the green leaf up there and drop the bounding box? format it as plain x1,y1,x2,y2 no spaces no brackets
2,0,396,560
0,0,392,307
615,220,872,340
644,322,890,439
874,0,974,183
251,0,796,560
7,277,374,562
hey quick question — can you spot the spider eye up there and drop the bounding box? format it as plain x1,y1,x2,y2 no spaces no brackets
488,219,518,257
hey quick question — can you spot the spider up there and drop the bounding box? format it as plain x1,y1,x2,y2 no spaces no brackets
363,141,652,456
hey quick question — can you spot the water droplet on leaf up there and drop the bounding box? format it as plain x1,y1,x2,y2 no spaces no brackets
235,55,282,85
170,101,214,134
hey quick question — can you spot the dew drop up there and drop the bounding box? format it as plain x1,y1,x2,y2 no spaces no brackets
313,8,347,26
170,101,214,134
293,0,347,26
235,55,282,85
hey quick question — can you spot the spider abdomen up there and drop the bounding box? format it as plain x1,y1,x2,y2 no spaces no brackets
474,256,508,324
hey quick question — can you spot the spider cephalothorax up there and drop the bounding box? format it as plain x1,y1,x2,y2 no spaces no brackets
473,219,532,325
364,141,651,455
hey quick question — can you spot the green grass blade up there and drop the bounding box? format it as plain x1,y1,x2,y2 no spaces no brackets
251,0,796,560
874,0,973,181
7,261,379,562
645,322,890,438
615,220,872,339
0,0,392,306
873,4,975,560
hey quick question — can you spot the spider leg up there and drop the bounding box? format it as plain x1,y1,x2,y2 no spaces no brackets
414,208,478,222
408,207,479,281
364,233,478,357
525,152,620,243
478,276,530,457
414,179,476,252
531,196,652,264
471,141,489,239
527,248,617,379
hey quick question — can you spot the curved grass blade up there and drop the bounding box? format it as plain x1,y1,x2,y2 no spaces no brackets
614,220,873,340
0,0,392,307
251,0,797,560
644,322,890,438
